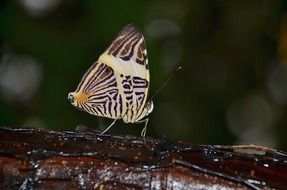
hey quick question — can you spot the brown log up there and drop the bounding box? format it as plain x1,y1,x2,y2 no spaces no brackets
0,127,286,189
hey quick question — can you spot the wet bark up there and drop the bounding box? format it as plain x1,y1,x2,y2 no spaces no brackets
0,127,286,189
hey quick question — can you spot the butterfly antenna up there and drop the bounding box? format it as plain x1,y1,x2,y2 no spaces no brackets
150,65,182,100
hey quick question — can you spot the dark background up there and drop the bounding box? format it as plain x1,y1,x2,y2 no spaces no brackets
1,0,287,150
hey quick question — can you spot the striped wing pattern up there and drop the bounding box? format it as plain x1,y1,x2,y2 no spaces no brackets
74,62,122,119
105,24,148,69
69,24,150,123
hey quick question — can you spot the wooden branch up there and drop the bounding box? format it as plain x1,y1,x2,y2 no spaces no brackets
0,127,286,189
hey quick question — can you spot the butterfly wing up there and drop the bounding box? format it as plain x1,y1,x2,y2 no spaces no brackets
69,24,150,123
100,24,150,123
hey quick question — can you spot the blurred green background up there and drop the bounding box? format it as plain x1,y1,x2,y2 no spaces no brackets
1,0,287,150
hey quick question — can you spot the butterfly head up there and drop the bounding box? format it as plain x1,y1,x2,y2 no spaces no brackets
145,101,154,115
136,101,153,122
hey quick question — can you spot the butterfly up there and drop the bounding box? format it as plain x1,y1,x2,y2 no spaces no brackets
68,24,153,136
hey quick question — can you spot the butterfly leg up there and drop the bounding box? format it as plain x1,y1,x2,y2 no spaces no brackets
101,118,117,135
137,118,149,137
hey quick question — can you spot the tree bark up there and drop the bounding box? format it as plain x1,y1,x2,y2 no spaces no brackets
0,127,286,189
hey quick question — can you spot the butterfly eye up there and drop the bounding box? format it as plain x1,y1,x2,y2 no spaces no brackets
145,101,154,115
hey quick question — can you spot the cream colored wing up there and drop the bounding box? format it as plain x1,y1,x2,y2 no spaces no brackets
99,24,150,123
69,24,150,122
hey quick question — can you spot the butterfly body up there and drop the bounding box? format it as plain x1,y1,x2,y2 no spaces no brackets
68,24,153,134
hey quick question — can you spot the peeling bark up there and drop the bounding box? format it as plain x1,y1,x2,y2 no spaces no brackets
0,127,286,189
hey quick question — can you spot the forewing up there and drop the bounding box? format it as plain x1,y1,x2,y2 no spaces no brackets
105,24,148,68
99,24,150,122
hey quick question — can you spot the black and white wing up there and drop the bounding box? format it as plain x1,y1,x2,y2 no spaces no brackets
68,24,150,123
